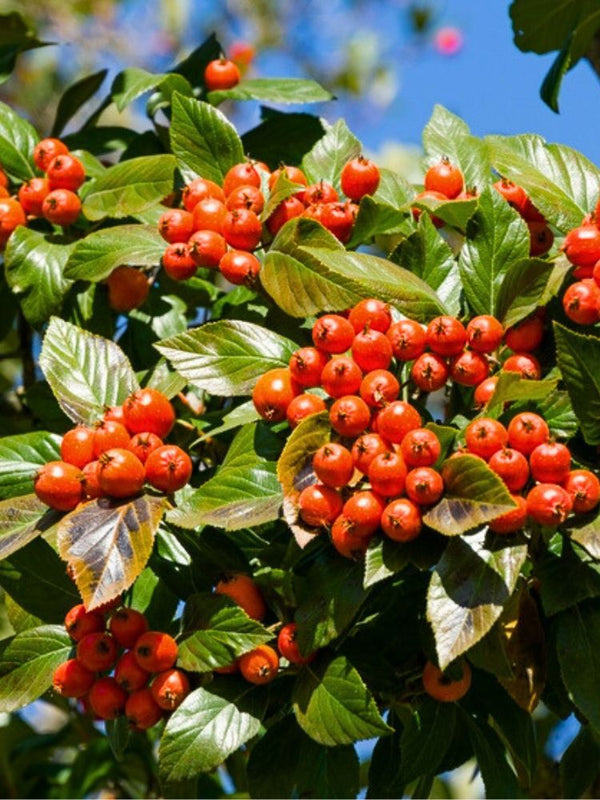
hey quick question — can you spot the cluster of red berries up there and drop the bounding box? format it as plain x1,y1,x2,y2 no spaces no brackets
158,156,380,287
464,412,600,532
560,196,600,325
413,156,553,257
213,573,316,682
0,136,87,247
34,388,192,511
53,601,189,729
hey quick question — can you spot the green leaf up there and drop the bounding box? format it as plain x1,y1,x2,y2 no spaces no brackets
208,77,332,106
0,432,61,500
159,680,268,780
277,411,331,498
168,423,282,531
510,0,583,54
427,529,528,669
554,322,600,444
0,538,80,622
412,195,478,233
391,214,461,315
111,67,168,111
169,93,244,184
486,133,600,230
303,119,361,190
241,109,325,169
171,32,222,86
155,320,297,397
540,33,573,113
560,724,600,799
496,255,571,327
422,105,492,190
536,388,578,440
294,557,368,653
363,538,410,589
82,155,176,221
65,224,165,283
458,186,530,316
569,516,600,560
460,710,520,799
105,717,131,762
0,494,59,561
247,715,359,800
0,625,72,712
261,172,305,223
485,372,559,413
536,542,600,616
399,699,456,784
4,229,75,329
292,655,392,745
423,454,516,536
57,495,167,611
0,12,52,86
0,99,37,180
556,601,600,732
52,70,107,136
39,317,139,425
178,594,272,672
367,724,404,800
348,170,414,247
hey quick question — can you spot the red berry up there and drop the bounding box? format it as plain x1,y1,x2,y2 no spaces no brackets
126,688,163,729
223,162,261,196
0,198,26,244
381,498,422,541
61,426,95,469
331,515,370,558
162,243,197,281
151,668,191,710
320,202,355,243
18,177,50,216
266,196,305,236
351,433,392,474
489,495,528,534
562,280,600,325
82,460,104,499
563,469,600,514
182,177,225,210
376,401,421,444
53,659,94,698
93,420,130,458
268,166,308,191
298,483,343,528
34,137,68,171
341,156,380,201
563,223,600,267
321,356,362,397
449,350,489,386
286,393,327,427
329,395,371,437
503,353,542,380
158,208,194,244
424,157,464,199
405,466,444,505
313,443,354,488
252,368,300,422
127,432,163,464
239,645,279,685
400,428,442,468
368,451,408,497
504,316,544,352
289,346,330,388
106,266,149,312
134,631,178,673
219,249,261,286
526,483,572,526
465,418,508,460
312,314,355,354
359,369,400,408
214,573,266,621
226,184,265,214
493,179,528,215
488,448,530,492
303,181,339,206
349,298,391,334
387,319,427,361
46,154,85,192
42,189,81,226
222,208,262,250
89,677,127,720
277,623,315,665
109,608,149,649
192,197,227,233
529,441,571,484
65,604,105,642
77,632,118,672
466,315,504,353
34,460,84,511
204,58,240,91
144,444,192,493
114,650,150,691
528,222,553,256
123,388,175,439
474,376,499,407
351,329,393,372
342,490,385,537
98,448,145,498
411,351,450,392
426,316,467,357
507,412,550,456
188,229,227,268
